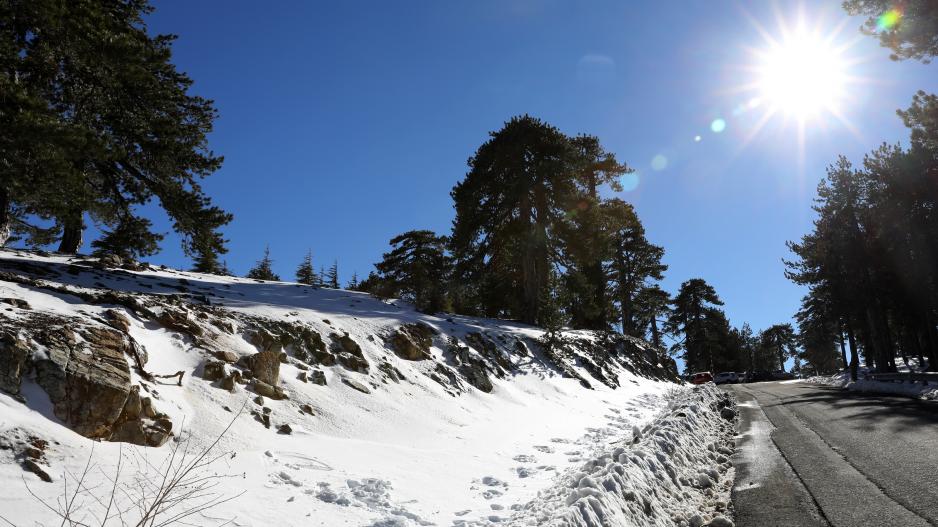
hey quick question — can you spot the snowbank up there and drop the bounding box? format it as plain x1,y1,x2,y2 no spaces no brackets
808,372,938,400
508,384,737,527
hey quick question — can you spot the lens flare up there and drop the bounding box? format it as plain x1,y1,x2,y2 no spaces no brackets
620,172,640,192
877,9,901,32
651,154,668,171
710,118,727,133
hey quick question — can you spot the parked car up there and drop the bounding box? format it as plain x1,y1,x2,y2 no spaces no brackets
771,370,796,381
689,371,713,384
713,372,739,384
746,370,775,383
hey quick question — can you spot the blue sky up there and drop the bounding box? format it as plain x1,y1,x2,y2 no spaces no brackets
136,1,933,335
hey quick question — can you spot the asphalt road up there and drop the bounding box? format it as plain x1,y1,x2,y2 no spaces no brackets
728,381,938,527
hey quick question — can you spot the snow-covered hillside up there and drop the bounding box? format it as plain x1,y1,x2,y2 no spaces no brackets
0,249,735,526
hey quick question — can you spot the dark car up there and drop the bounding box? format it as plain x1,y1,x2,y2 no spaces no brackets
771,370,796,381
746,370,775,383
689,371,713,384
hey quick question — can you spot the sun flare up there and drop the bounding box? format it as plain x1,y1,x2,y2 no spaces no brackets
756,29,848,120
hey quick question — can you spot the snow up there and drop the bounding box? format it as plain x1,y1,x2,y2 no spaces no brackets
808,371,938,400
0,249,736,526
507,385,736,527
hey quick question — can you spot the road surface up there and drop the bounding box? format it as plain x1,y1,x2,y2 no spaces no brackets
728,381,938,527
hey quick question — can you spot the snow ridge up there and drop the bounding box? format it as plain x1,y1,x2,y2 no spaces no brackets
510,384,737,527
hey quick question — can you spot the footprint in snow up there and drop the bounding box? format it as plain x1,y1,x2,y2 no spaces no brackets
481,476,507,487
482,489,503,499
515,466,537,478
532,445,555,454
512,454,537,463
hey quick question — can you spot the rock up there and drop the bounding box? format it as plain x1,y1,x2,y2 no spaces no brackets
277,424,292,435
103,309,131,332
297,371,308,383
689,514,705,527
253,380,286,400
253,395,265,406
249,328,283,354
311,349,336,366
720,407,737,421
33,325,132,438
389,323,435,361
121,386,143,421
109,419,171,447
220,371,241,392
0,333,29,395
202,361,227,382
338,352,369,373
156,308,203,337
310,370,327,385
1,297,31,310
330,333,363,357
239,351,281,386
378,362,400,383
459,361,493,393
96,253,123,268
141,397,157,419
341,377,371,394
300,404,315,415
22,459,51,482
213,350,239,363
154,417,173,432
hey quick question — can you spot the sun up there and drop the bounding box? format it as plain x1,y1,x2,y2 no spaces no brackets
755,28,848,120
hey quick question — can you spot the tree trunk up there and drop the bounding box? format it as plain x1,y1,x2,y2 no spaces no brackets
837,328,848,371
924,311,938,372
846,324,859,381
650,317,660,349
585,260,606,330
0,187,11,247
776,343,786,372
58,210,84,254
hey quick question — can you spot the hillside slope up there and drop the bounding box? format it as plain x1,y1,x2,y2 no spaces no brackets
0,249,737,527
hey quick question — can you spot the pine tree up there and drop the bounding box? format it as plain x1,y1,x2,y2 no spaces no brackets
666,278,725,373
450,116,570,324
346,272,360,290
603,199,667,336
557,136,629,330
761,324,797,372
296,250,316,285
0,0,230,261
373,230,451,313
91,216,162,261
634,285,671,349
324,260,339,289
843,1,938,62
246,246,280,281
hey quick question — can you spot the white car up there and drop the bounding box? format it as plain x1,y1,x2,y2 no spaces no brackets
713,372,739,385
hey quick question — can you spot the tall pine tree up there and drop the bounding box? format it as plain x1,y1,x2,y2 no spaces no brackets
0,0,231,262
372,230,450,314
296,250,316,285
246,246,280,281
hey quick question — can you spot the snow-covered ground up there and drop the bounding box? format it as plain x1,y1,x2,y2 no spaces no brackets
809,371,938,401
0,249,736,526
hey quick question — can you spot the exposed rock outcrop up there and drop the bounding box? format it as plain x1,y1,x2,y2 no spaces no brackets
389,323,435,361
